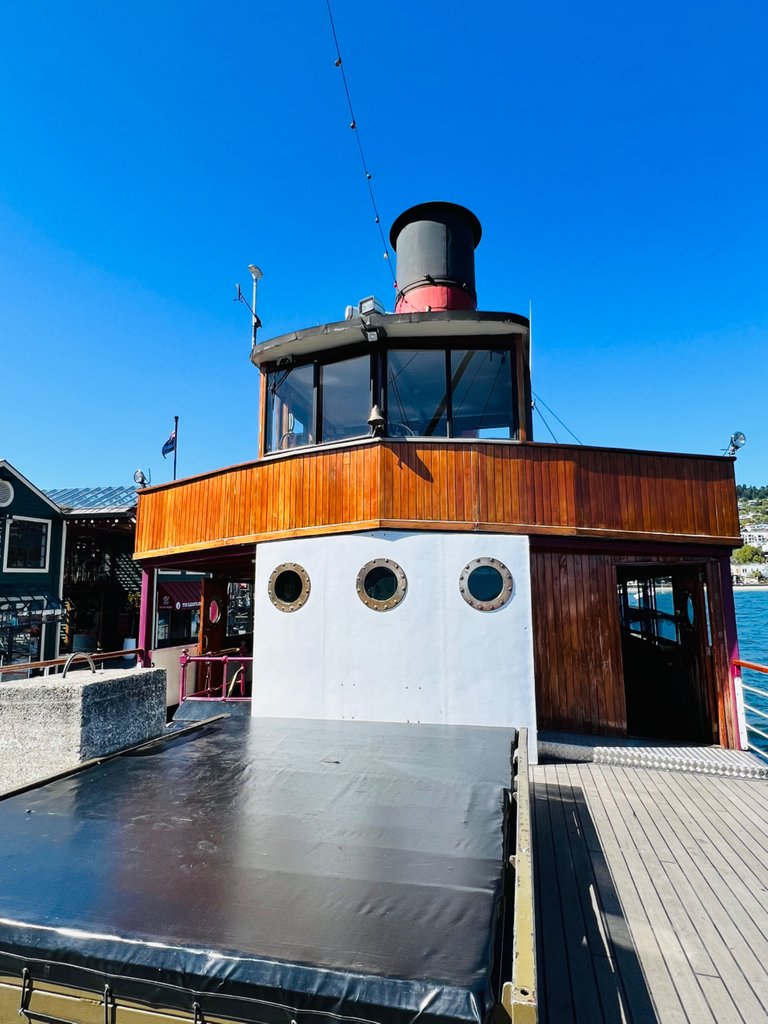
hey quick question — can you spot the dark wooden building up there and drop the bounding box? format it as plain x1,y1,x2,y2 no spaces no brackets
44,486,141,655
0,461,65,674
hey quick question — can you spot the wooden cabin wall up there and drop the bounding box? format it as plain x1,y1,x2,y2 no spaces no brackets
530,545,737,746
135,441,740,560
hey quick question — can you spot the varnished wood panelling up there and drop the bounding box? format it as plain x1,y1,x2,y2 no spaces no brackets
135,441,740,560
531,549,627,735
530,547,738,745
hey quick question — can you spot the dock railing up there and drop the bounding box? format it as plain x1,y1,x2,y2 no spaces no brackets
732,659,768,762
0,648,145,679
502,727,537,1024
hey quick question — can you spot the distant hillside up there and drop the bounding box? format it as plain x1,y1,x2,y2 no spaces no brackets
737,485,768,531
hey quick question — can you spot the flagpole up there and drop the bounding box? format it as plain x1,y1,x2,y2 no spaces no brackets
173,415,179,481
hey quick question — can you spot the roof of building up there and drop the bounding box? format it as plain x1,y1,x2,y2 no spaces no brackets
44,486,138,516
0,460,63,515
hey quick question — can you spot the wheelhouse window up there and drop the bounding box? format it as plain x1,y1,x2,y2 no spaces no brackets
450,349,515,438
265,363,314,452
262,341,519,453
387,350,448,437
320,355,371,443
4,518,50,571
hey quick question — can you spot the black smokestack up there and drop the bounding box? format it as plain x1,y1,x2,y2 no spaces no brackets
390,201,482,313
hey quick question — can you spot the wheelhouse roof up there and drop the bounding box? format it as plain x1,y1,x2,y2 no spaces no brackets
250,310,530,368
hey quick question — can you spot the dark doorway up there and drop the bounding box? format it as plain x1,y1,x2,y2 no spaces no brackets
617,565,716,743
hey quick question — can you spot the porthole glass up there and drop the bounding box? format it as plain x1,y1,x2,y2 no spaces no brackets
467,565,504,601
459,558,514,611
268,562,310,612
357,558,407,611
0,480,14,508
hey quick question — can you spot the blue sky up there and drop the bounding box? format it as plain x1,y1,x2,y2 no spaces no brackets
1,1,766,487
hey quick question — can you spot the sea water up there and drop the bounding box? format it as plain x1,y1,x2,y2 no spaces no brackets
735,590,768,757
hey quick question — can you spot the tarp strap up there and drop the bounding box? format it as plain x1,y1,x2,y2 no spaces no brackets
18,970,114,1024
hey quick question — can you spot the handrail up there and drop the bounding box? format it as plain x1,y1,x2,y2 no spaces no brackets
0,648,145,677
732,659,768,762
501,727,537,1023
733,658,768,675
179,649,253,704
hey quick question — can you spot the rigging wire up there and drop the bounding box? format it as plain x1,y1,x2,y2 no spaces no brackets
533,403,559,443
325,0,396,285
531,390,583,445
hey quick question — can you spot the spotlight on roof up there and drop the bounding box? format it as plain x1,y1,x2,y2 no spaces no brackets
726,432,746,457
133,469,149,488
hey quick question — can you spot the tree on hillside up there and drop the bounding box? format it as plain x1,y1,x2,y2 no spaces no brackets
733,544,766,564
736,485,768,500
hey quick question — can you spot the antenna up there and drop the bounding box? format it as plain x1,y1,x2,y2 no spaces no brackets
235,266,264,349
529,299,533,393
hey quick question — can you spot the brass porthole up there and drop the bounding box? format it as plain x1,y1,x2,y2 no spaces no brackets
356,558,407,611
268,562,311,612
459,557,514,611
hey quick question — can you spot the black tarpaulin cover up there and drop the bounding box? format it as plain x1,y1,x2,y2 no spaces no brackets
0,717,515,1024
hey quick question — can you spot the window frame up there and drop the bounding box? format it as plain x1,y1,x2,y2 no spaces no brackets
0,480,14,508
318,351,374,445
458,557,515,611
2,515,52,574
268,562,311,613
356,557,408,611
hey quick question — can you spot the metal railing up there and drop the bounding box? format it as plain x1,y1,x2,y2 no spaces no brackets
179,648,253,705
501,726,538,1023
0,647,145,678
732,658,768,762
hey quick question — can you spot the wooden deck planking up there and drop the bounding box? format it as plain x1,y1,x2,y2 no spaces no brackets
533,761,768,1024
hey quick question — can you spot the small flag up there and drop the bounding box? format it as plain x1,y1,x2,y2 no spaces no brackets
162,430,176,458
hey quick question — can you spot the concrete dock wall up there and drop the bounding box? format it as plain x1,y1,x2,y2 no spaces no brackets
0,667,166,792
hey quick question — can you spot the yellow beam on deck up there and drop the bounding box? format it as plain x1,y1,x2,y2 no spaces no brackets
501,727,538,1024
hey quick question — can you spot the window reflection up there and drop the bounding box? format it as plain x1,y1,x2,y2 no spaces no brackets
387,350,448,437
451,349,515,438
263,344,519,452
320,356,371,442
265,364,314,452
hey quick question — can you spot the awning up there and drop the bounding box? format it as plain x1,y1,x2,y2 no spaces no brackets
0,588,63,616
157,581,202,612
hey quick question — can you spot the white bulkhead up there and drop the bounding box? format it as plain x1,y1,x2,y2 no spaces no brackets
252,529,538,760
